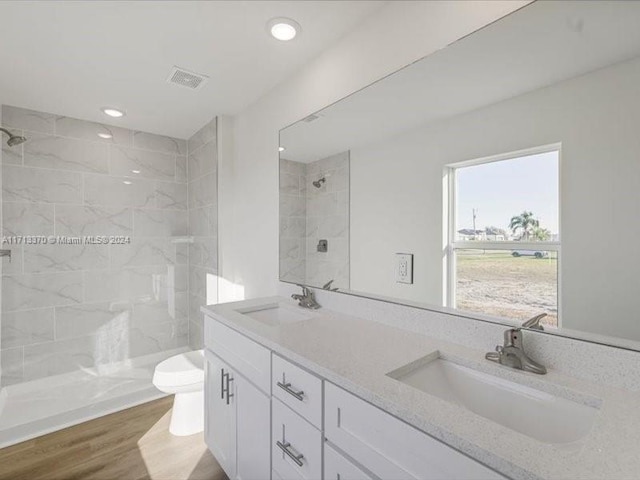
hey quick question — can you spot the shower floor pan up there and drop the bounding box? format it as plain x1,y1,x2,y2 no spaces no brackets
0,347,187,449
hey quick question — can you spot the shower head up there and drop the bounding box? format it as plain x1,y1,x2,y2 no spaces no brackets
7,135,27,147
0,127,27,147
312,177,326,188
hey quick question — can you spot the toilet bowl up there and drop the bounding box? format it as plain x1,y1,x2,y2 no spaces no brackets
152,349,204,436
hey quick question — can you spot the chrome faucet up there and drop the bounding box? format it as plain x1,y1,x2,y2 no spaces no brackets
322,279,339,291
485,313,547,375
291,285,321,309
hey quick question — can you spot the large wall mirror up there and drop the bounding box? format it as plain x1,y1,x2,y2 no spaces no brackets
279,1,640,350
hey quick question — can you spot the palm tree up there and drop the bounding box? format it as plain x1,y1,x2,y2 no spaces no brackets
532,227,551,241
509,211,540,240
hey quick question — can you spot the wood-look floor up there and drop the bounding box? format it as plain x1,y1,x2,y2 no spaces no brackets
0,397,228,480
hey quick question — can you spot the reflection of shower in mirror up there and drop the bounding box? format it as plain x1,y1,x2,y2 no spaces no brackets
0,127,27,147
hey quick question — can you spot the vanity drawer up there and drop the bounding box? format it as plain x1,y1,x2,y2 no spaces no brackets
272,397,322,480
205,316,271,394
325,383,506,480
272,354,322,428
324,443,375,480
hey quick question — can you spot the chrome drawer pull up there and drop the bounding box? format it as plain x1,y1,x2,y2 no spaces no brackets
276,440,304,467
226,375,234,405
277,381,305,401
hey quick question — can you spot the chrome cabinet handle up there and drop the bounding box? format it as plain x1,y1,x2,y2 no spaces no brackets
276,440,304,467
221,368,226,399
225,374,234,405
277,381,304,401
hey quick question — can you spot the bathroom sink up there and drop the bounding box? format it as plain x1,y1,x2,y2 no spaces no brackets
388,355,600,444
237,303,317,327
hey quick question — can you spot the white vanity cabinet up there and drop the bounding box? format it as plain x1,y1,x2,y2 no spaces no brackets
204,313,507,480
324,383,506,480
204,318,271,480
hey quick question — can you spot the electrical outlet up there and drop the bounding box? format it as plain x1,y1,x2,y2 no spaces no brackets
395,253,413,284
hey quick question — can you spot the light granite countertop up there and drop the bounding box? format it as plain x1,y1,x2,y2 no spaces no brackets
202,297,640,480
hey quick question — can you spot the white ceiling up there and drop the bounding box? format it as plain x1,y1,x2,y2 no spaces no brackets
281,1,640,163
0,1,385,139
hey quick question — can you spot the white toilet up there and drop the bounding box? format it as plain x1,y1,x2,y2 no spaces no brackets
152,349,205,436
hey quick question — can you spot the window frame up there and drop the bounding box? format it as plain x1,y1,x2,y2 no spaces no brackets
445,143,562,327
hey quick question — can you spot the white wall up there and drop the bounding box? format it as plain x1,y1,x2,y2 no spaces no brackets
349,56,640,341
219,0,530,302
351,137,447,305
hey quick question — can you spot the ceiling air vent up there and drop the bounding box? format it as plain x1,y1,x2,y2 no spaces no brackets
303,114,321,123
167,66,209,90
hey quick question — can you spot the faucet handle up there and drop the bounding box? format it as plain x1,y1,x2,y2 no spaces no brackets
522,313,546,331
503,328,523,348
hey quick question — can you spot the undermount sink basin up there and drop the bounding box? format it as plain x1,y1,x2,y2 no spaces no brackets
388,355,600,444
237,303,316,327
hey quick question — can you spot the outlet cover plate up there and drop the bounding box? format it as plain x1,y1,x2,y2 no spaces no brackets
396,253,413,284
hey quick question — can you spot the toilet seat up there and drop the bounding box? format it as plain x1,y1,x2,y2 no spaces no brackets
153,350,204,388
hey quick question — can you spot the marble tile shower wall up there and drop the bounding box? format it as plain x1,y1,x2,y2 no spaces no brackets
0,105,190,386
305,152,349,290
279,158,307,285
186,117,218,350
279,153,349,289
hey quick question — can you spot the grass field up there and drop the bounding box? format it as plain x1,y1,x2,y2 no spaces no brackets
455,250,558,327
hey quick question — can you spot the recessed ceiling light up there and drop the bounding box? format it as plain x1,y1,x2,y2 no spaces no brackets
123,180,132,185
131,169,141,174
98,133,113,139
101,107,125,118
267,18,300,41
279,146,286,152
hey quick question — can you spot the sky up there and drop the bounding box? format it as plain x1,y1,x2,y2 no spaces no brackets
456,151,559,235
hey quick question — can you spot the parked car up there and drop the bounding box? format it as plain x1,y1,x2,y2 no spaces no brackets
511,250,549,259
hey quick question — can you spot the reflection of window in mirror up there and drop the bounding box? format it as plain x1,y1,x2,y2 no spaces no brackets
446,146,560,328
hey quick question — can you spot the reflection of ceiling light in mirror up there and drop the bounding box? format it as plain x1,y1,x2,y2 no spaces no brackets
101,107,125,118
123,180,132,185
131,170,141,174
279,146,286,152
268,18,300,41
98,133,113,139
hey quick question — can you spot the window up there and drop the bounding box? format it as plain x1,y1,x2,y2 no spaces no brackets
446,146,560,328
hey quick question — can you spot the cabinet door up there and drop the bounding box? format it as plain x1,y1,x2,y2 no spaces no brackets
324,444,374,480
236,373,271,480
205,351,237,479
